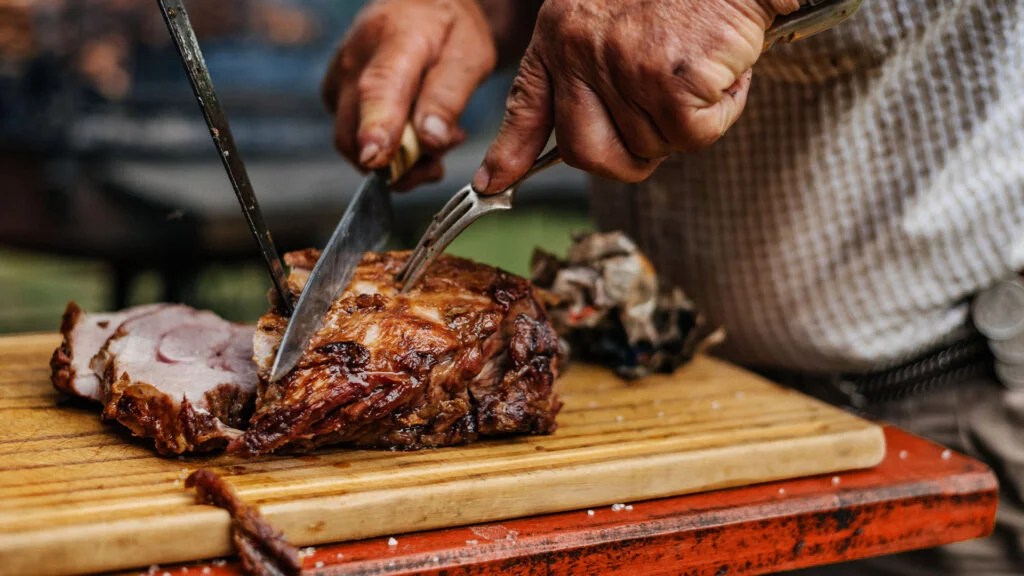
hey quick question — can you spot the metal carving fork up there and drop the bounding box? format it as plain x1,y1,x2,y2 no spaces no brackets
396,0,864,292
396,146,563,292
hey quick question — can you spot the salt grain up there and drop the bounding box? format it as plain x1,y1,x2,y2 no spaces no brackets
735,391,746,400
299,547,316,558
505,530,519,542
657,411,665,418
611,503,626,512
147,566,159,575
831,476,841,486
202,569,211,575
315,561,325,568
213,560,226,567
941,449,952,460
624,505,633,511
587,510,595,516
387,537,398,547
431,555,440,563
336,552,345,559
615,415,624,423
162,571,171,576
587,400,599,408
778,488,786,495
899,450,909,460
465,539,478,546
711,400,721,410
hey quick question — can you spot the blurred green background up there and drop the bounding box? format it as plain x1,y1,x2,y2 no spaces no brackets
0,209,592,333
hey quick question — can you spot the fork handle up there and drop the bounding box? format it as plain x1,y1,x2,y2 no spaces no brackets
508,146,564,191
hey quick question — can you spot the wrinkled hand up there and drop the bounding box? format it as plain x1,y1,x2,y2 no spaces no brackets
322,0,497,190
473,0,799,194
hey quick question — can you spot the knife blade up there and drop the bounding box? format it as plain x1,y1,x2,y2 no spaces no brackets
269,125,420,382
156,0,293,312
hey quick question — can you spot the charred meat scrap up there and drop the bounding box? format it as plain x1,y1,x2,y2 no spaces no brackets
531,231,720,379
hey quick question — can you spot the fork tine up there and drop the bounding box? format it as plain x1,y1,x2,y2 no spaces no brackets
397,146,561,292
398,198,476,288
399,199,508,293
396,187,475,281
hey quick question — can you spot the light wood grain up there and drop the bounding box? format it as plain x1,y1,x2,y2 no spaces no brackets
0,333,886,576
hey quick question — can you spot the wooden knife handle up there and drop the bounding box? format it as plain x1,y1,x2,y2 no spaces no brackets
389,123,422,183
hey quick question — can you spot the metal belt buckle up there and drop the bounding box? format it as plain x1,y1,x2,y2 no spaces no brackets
763,0,864,51
972,275,1024,390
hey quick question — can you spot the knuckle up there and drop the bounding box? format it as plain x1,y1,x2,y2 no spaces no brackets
357,68,391,99
676,110,722,151
620,162,658,183
557,138,601,173
626,139,665,162
506,54,548,106
490,149,533,180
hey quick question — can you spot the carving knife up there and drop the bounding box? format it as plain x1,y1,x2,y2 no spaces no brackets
156,0,293,312
269,125,420,383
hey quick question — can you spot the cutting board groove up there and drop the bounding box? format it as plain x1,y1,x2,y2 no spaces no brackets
0,333,885,576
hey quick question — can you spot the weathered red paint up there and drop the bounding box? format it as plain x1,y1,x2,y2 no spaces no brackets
156,427,997,576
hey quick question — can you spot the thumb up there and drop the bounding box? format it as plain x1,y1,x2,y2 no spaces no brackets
473,49,554,195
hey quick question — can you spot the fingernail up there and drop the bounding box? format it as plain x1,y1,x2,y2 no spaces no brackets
472,164,490,193
421,115,449,145
359,142,380,166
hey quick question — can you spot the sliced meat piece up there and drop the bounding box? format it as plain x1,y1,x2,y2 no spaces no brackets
93,305,258,454
50,302,167,401
234,250,562,455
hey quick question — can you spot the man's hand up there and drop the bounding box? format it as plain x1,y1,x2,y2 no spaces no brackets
472,0,799,194
321,0,497,190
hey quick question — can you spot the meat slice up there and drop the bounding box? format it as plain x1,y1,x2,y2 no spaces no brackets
50,302,166,401
91,305,258,454
234,250,562,455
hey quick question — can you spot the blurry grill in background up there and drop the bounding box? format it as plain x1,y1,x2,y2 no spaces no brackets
0,0,590,333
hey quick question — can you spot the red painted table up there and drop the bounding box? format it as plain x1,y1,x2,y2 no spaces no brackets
131,427,997,576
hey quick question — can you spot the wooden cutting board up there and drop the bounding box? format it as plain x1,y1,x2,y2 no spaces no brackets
0,333,885,576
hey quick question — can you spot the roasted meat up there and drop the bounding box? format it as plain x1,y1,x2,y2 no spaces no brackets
51,302,166,402
51,302,258,455
234,250,562,455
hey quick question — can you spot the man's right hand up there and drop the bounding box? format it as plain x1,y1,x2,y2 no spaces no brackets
321,0,498,190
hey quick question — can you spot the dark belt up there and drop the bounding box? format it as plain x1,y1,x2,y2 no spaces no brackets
758,328,995,410
836,330,994,407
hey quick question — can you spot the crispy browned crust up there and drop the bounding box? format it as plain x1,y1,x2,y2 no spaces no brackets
282,248,320,270
49,301,82,397
235,251,562,456
186,469,301,576
99,345,253,455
